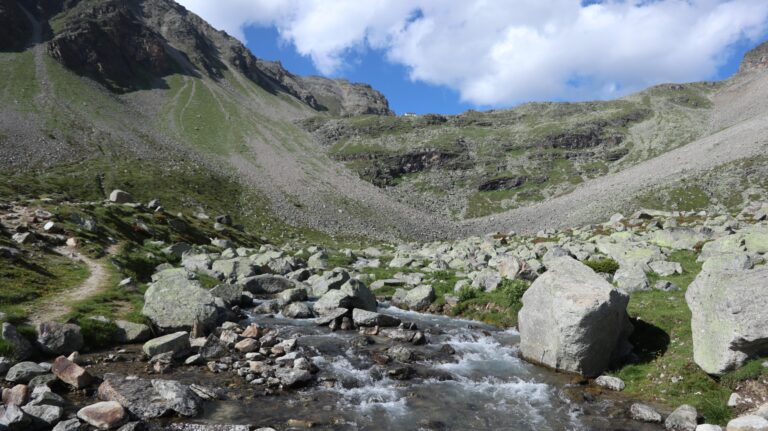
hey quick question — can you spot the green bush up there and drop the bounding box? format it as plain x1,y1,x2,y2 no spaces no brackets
498,279,528,307
457,285,479,302
0,339,15,357
78,318,121,349
584,258,620,274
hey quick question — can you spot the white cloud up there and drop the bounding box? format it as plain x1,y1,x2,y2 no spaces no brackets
177,0,768,106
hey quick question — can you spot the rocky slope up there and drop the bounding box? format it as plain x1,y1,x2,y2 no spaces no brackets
0,0,767,243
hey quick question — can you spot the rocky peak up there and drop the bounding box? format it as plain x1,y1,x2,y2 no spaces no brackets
297,76,394,116
4,0,392,114
739,40,768,73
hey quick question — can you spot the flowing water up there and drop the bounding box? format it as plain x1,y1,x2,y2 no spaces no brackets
199,304,657,430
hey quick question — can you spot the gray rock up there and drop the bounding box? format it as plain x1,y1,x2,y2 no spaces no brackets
340,279,377,312
182,254,213,272
307,252,328,269
198,335,227,360
151,379,202,417
392,285,435,311
370,279,405,290
282,302,314,319
36,322,84,355
649,261,683,276
98,374,199,420
115,320,151,343
209,284,244,306
212,258,256,281
142,269,225,332
276,287,308,304
471,269,502,292
241,274,295,294
52,418,83,431
314,307,348,326
614,265,650,292
665,404,697,431
310,270,350,297
594,375,625,391
22,403,64,427
2,323,34,360
518,257,632,377
6,362,47,383
701,253,755,272
726,415,768,431
352,309,401,327
694,425,722,431
109,189,135,203
630,403,662,423
654,280,681,292
314,290,352,315
0,404,33,430
274,368,312,388
686,267,768,374
142,332,190,358
389,257,414,268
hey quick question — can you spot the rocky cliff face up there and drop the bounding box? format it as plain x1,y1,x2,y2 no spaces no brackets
1,0,392,112
739,40,768,73
297,76,394,116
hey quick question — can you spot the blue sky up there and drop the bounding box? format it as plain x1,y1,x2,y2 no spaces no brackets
244,25,764,115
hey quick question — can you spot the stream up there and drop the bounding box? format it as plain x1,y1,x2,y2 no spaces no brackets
195,303,661,430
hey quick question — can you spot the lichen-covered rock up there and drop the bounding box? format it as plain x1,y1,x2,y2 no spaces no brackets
142,269,225,332
686,267,768,375
518,257,632,377
392,285,435,311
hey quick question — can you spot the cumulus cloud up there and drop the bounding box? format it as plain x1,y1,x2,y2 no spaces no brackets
177,0,768,105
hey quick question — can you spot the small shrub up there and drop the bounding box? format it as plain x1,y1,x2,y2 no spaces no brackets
498,279,528,307
0,339,15,357
457,285,479,302
78,318,120,349
584,258,620,274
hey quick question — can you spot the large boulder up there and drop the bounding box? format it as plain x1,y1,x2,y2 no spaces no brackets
6,362,47,383
518,257,632,377
36,322,84,355
142,269,225,332
686,267,768,375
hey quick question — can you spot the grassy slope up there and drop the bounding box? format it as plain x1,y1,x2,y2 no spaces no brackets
310,83,717,219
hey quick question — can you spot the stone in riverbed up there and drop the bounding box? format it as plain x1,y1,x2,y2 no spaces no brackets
6,362,47,383
274,368,312,388
630,403,662,423
142,332,190,358
52,418,83,431
593,375,625,391
686,267,768,375
36,321,84,355
22,403,64,428
352,309,401,327
517,257,632,377
77,401,126,429
98,374,201,420
241,274,294,294
282,302,314,319
52,356,93,389
0,404,33,430
2,384,29,406
665,404,698,431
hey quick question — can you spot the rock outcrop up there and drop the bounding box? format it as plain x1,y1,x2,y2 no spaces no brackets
518,256,632,377
686,267,768,375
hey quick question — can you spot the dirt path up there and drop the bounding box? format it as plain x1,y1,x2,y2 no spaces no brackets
28,245,118,325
